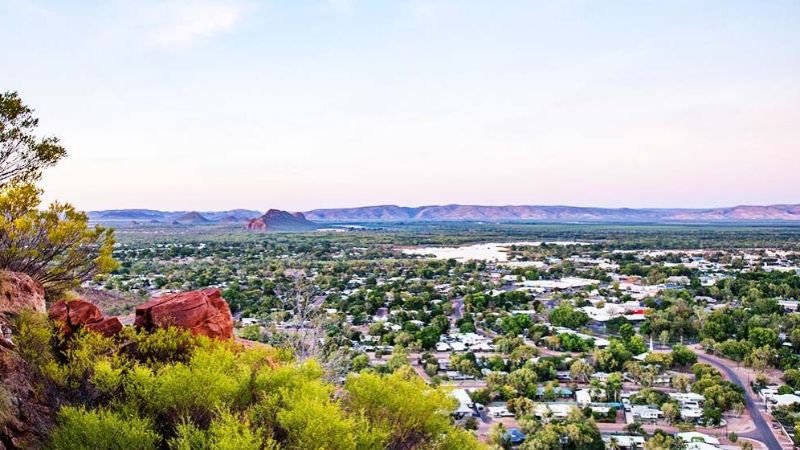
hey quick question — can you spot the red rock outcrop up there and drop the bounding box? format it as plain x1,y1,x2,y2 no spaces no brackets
48,299,123,338
134,288,234,340
246,209,318,232
0,341,55,448
0,271,46,315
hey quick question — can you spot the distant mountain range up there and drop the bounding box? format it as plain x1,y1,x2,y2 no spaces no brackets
87,208,320,232
88,203,800,226
303,203,800,223
88,209,262,224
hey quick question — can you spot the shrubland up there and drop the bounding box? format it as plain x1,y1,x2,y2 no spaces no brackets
12,312,482,450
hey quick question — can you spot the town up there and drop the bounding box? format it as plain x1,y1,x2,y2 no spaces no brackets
93,224,800,450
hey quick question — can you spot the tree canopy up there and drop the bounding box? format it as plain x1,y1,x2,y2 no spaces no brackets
0,91,66,187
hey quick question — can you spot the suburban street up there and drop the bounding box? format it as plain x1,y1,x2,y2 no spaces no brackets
692,346,792,450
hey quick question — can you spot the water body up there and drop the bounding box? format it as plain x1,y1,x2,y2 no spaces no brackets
401,241,588,262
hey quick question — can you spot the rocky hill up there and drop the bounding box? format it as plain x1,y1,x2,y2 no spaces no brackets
173,211,211,224
246,209,319,232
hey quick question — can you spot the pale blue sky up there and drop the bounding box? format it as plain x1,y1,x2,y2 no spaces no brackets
1,0,798,211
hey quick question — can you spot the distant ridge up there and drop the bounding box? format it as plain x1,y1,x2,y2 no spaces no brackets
303,203,800,222
88,209,262,224
88,203,800,224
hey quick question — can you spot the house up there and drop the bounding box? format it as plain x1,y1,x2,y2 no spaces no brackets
778,299,799,312
556,371,572,381
652,371,673,385
576,389,592,406
669,392,705,404
630,405,661,422
757,386,797,410
488,405,514,418
449,342,466,352
602,435,645,449
591,372,611,382
769,393,800,410
680,407,703,420
532,402,575,420
536,386,573,398
663,276,690,290
450,389,474,419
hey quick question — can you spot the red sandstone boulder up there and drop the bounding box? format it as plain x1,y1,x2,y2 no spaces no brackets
84,316,124,337
134,288,234,340
48,299,123,338
0,271,46,315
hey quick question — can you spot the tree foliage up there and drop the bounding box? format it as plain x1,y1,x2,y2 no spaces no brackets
0,91,66,187
0,183,117,293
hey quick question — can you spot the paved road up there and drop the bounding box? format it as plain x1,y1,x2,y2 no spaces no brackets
695,351,784,450
451,297,464,322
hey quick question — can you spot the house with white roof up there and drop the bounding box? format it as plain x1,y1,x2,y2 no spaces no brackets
602,435,645,449
576,389,592,406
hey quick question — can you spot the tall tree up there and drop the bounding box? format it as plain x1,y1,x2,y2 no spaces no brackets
0,92,116,295
0,91,66,187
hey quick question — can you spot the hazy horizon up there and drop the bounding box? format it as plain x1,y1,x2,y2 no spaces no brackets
2,0,799,211
88,200,800,214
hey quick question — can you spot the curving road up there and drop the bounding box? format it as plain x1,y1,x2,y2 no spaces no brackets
694,351,784,450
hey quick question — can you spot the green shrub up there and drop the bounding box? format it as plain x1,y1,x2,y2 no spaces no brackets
49,406,159,450
169,410,275,450
168,421,209,450
344,367,461,449
125,326,197,365
56,330,117,390
113,341,272,428
12,312,483,450
12,309,57,372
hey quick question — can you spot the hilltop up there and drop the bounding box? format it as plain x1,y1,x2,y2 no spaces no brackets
246,209,318,232
172,211,211,224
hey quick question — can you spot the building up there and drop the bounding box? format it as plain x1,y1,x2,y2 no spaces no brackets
576,389,592,406
532,402,576,420
602,435,645,449
630,405,661,422
450,389,475,418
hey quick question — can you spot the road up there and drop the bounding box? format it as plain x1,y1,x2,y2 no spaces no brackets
694,349,787,450
451,297,464,323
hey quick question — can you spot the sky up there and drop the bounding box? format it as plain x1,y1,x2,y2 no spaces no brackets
1,0,799,211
